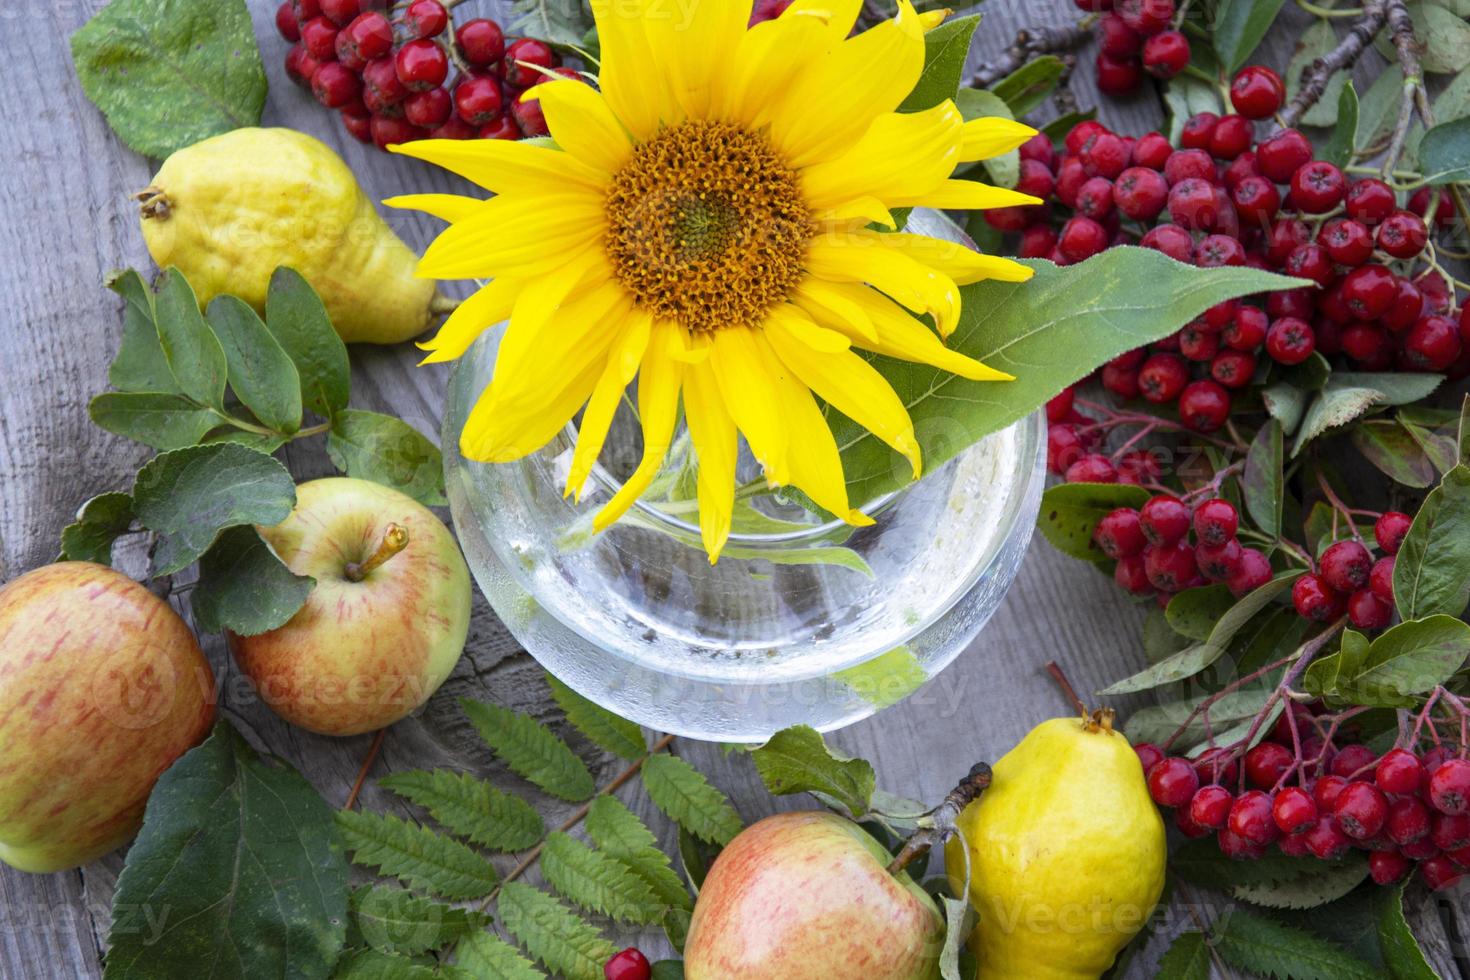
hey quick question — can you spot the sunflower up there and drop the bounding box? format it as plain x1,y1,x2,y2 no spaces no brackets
388,0,1040,561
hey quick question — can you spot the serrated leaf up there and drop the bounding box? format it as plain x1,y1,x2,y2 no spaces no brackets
1374,881,1440,979
509,0,596,47
130,442,296,574
70,0,266,159
1394,465,1470,619
1288,20,1349,128
350,885,488,956
545,674,646,762
266,267,351,421
379,769,543,853
990,55,1064,117
192,524,313,635
540,832,664,924
1155,931,1211,980
1293,387,1388,456
327,410,446,508
1124,685,1276,749
642,753,743,845
1213,0,1287,72
453,931,545,980
1232,855,1368,908
336,810,499,900
106,269,177,394
1037,483,1151,563
103,722,347,980
1213,905,1380,980
460,699,595,802
207,295,303,435
331,948,438,980
497,882,617,980
59,491,134,564
89,391,220,450
585,797,692,913
1174,836,1360,892
900,15,981,112
750,725,876,818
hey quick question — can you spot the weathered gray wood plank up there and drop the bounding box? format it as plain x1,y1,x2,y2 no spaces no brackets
1,0,1465,977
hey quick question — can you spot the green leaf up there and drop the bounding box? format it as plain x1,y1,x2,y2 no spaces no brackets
1396,1,1470,73
1174,836,1359,891
204,427,290,454
327,410,447,508
88,391,218,450
1293,385,1394,457
104,722,347,980
545,673,646,762
938,895,970,980
150,268,228,410
1353,420,1440,488
651,963,684,980
349,885,488,956
460,698,595,802
266,267,351,420
1374,881,1440,980
1231,856,1368,908
1321,80,1360,167
378,769,543,853
192,524,313,635
1335,615,1470,707
1165,73,1225,142
1288,20,1350,128
641,753,743,845
496,882,618,980
69,0,266,159
1125,685,1276,749
1212,0,1288,71
899,16,980,112
331,948,438,979
955,88,1018,190
131,442,296,574
1394,465,1470,619
207,295,303,435
335,810,499,900
1037,483,1151,563
750,725,876,818
585,797,692,913
1334,372,1445,405
990,56,1065,116
676,826,721,894
1459,395,1470,465
835,247,1304,504
1213,905,1381,980
106,269,177,394
1419,116,1470,183
1359,67,1407,148
1244,420,1284,537
59,491,135,564
1165,585,1237,642
540,832,665,924
508,0,597,48
834,645,928,709
1263,381,1309,434
1155,931,1211,980
1305,628,1370,699
453,932,545,980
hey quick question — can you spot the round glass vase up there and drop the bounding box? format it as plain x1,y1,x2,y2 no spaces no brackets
443,210,1046,742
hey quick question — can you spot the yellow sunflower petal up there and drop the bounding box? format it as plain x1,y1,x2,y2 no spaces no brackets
460,357,603,463
591,0,677,138
887,178,1042,211
767,303,850,353
783,0,864,41
683,360,738,562
594,321,686,531
715,14,830,127
807,231,962,336
791,277,879,344
389,138,606,195
418,278,519,364
526,80,633,174
872,232,1036,285
815,196,897,228
383,193,489,224
770,352,873,527
765,0,927,167
710,326,790,485
643,0,750,119
801,102,963,211
565,307,654,500
958,117,1039,162
494,278,629,397
916,7,951,29
505,247,613,345
767,313,921,479
417,194,606,280
818,281,1014,381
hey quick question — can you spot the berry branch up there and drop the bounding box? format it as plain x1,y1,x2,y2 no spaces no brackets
969,23,1091,89
1278,0,1388,129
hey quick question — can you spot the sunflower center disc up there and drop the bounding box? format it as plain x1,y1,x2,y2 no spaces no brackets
604,120,812,334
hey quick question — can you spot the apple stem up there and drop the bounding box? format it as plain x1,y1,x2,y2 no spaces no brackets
885,762,992,877
345,524,410,582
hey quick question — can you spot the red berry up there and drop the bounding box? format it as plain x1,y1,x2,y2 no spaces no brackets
300,15,340,61
1168,178,1221,231
1149,756,1200,807
1117,0,1175,33
1422,856,1467,891
1174,804,1212,837
1347,589,1393,631
1408,186,1457,228
1058,216,1109,262
337,11,393,68
605,947,652,980
311,61,361,108
1343,178,1396,225
1377,750,1424,797
1222,150,1261,190
1369,556,1395,604
1293,573,1345,622
396,38,449,92
505,38,557,87
1177,379,1231,433
1179,324,1219,361
404,0,449,38
404,87,452,127
512,94,550,137
1018,224,1059,259
1080,132,1129,179
1369,850,1412,885
1045,387,1075,423
1211,348,1257,389
1318,218,1374,266
1245,742,1293,790
1192,499,1238,547
1047,423,1084,474
1209,114,1253,160
1218,827,1267,860
1330,744,1376,780
1135,742,1166,772
456,18,506,66
1223,305,1268,351
1265,217,1311,265
479,114,521,140
1019,133,1056,168
1377,210,1429,258
1230,790,1281,844
1140,224,1194,262
1375,512,1412,554
1075,177,1115,219
1179,112,1218,150
1163,147,1216,185
1142,30,1190,78
1115,553,1154,595
1320,540,1372,593
1432,813,1470,851
369,115,426,150
454,75,504,125
1232,175,1280,228
1113,167,1168,220
292,0,321,20
1430,759,1470,815
1197,538,1243,581
1138,352,1189,404
1265,316,1315,365
1130,131,1171,169
319,0,358,25
1195,234,1246,268
1314,774,1349,811
1343,323,1393,368
1230,65,1285,119
1190,784,1234,829
1099,13,1143,57
1334,781,1389,839
1144,540,1199,592
284,43,322,87
1016,158,1056,200
1340,264,1397,319
1278,830,1312,856
1139,496,1190,545
340,104,372,142
1291,160,1347,213
1095,508,1147,559
276,2,302,41
1226,548,1272,597
1273,786,1318,835
1303,815,1353,859
1283,243,1335,287
1386,795,1432,845
362,55,408,104
1066,454,1118,484
1404,315,1463,372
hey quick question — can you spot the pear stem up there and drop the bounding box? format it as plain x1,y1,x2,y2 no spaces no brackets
345,524,409,582
885,763,992,877
1045,660,1088,716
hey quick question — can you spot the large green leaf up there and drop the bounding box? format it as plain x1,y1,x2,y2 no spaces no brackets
89,392,219,450
749,725,876,818
899,15,980,112
327,410,446,507
1213,0,1288,72
104,722,347,980
265,267,351,420
1353,420,1440,488
70,0,266,158
1394,464,1470,619
207,295,303,435
1155,932,1211,980
990,56,1065,117
349,885,488,957
832,247,1302,504
584,797,693,913
1213,906,1380,980
1419,116,1470,184
191,524,313,635
1374,882,1440,979
1334,615,1470,707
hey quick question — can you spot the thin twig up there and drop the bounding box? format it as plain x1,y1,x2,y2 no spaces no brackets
886,763,992,875
1279,0,1389,129
344,729,387,811
970,24,1090,89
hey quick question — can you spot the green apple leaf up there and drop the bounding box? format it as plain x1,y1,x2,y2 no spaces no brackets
191,524,313,635
327,410,447,508
70,0,266,159
497,882,618,980
1155,931,1211,980
1243,420,1284,537
106,269,178,394
265,267,351,421
378,769,543,852
460,698,595,802
89,391,220,450
1394,464,1470,619
1037,483,1151,563
750,724,876,819
1213,906,1381,980
207,295,303,435
151,268,228,410
540,832,665,924
453,931,545,979
335,810,499,899
349,885,488,957
585,797,693,913
1212,0,1287,72
103,722,347,980
545,673,646,762
131,442,296,574
59,491,135,564
900,15,981,112
641,753,743,846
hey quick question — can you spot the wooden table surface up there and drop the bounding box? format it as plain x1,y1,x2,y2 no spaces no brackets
2,1,1466,976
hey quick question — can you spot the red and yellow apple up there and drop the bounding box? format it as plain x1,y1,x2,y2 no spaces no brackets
0,562,215,873
684,811,944,979
229,477,471,736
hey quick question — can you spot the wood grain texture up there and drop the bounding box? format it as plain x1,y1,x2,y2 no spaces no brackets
0,1,1464,977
